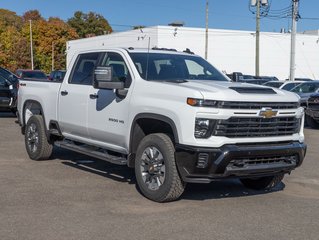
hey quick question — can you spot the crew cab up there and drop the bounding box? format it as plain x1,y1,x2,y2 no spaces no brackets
17,48,306,202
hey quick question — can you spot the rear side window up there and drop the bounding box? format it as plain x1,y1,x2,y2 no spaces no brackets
69,52,100,85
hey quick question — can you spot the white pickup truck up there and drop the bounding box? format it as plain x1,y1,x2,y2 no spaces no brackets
17,47,306,202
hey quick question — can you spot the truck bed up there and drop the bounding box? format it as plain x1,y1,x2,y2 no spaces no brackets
18,80,62,127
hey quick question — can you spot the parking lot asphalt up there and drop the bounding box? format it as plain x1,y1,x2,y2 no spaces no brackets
1,112,319,240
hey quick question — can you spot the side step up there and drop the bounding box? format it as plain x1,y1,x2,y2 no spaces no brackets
55,140,127,165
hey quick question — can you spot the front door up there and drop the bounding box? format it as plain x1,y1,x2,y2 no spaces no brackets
87,51,133,153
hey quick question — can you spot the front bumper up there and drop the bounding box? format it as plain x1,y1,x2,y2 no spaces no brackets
175,141,306,183
306,108,319,120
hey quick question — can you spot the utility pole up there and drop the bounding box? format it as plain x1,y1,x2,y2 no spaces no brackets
255,0,260,77
29,20,34,70
289,0,299,81
205,0,209,60
52,42,55,71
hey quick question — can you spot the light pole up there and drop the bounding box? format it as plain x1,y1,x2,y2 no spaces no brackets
52,42,55,71
250,0,269,77
29,20,34,70
255,0,260,77
205,0,209,60
289,0,299,81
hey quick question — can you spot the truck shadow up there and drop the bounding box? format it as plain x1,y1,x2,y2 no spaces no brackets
52,147,135,184
0,111,16,118
53,147,285,200
183,181,285,201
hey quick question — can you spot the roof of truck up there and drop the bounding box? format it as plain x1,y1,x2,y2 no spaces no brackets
124,47,196,56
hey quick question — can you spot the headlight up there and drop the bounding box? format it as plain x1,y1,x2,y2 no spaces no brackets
195,118,215,138
187,98,219,107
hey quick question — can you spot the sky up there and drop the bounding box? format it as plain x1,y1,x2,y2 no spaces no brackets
0,0,318,33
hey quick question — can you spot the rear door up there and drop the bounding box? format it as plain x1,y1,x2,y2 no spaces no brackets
58,52,101,140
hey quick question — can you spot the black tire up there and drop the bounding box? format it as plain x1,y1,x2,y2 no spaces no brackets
135,133,185,202
25,115,53,160
240,174,284,190
305,114,319,129
11,108,17,115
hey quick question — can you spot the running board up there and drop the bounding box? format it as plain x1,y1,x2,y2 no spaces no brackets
55,140,127,165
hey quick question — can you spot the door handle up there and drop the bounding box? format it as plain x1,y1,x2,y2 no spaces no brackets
61,90,68,96
89,93,98,99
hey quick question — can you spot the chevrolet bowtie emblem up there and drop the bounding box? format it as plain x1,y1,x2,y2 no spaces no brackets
259,107,278,118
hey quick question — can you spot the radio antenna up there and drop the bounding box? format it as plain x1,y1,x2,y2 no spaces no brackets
145,37,151,81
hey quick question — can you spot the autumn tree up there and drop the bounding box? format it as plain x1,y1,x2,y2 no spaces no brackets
0,9,28,71
67,11,112,38
0,9,22,30
22,10,43,21
0,9,113,73
21,15,78,72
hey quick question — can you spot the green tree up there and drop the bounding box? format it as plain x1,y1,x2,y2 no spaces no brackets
67,11,112,38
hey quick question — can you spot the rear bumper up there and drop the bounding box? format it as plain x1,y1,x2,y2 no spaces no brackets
175,141,306,183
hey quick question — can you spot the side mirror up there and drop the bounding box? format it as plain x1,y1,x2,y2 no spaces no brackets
93,66,124,90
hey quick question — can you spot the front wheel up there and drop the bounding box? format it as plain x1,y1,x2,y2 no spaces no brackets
135,133,185,202
25,115,53,160
240,174,284,190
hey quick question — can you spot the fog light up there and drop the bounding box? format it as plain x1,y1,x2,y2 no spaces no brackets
197,153,209,168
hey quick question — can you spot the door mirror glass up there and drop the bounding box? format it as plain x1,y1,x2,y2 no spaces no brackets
93,66,124,89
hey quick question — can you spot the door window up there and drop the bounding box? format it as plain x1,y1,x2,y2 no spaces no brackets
100,52,132,87
69,52,100,85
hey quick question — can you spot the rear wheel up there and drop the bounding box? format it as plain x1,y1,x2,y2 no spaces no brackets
305,114,319,129
25,115,53,160
135,133,185,202
240,174,284,190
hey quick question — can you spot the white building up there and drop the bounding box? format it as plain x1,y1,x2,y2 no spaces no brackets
67,26,319,80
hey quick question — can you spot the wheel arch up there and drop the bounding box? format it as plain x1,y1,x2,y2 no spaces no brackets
22,100,48,136
128,113,179,168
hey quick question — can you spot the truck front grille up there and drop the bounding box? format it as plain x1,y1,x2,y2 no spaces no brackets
227,155,298,170
218,101,299,109
213,117,300,138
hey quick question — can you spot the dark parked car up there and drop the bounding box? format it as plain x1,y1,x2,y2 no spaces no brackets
0,74,18,113
0,66,19,83
229,72,278,82
16,69,48,81
237,78,272,85
49,70,66,82
263,81,285,88
305,93,319,129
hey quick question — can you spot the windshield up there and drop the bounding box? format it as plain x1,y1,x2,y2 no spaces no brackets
0,67,18,83
281,82,301,91
129,53,229,82
291,82,319,93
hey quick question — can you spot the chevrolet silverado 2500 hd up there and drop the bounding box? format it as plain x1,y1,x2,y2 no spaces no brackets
17,48,306,202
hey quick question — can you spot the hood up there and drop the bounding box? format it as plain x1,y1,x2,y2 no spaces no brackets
178,80,300,102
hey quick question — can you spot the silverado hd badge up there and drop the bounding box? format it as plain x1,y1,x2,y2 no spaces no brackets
259,107,278,118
